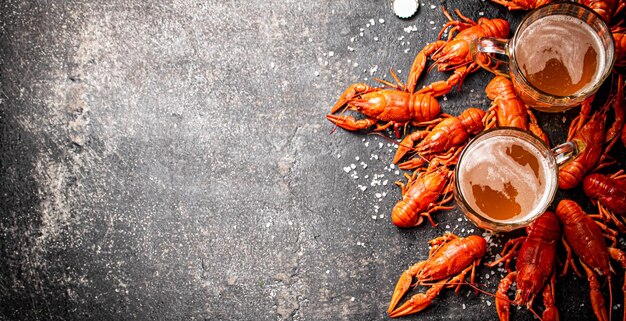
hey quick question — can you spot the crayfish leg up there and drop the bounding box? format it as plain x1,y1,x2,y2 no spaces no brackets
495,271,517,321
608,247,626,321
487,237,525,271
541,273,559,321
581,261,609,321
560,236,582,277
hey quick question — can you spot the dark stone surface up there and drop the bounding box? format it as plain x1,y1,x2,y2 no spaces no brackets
0,0,623,320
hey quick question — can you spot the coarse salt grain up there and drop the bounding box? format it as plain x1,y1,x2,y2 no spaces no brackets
404,25,418,33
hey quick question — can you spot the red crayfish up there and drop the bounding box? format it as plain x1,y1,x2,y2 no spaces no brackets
556,199,626,321
490,0,554,10
327,82,441,138
391,162,454,228
392,107,486,170
584,170,626,232
388,233,487,318
560,75,625,189
580,0,626,24
483,76,550,145
405,8,510,96
488,211,561,321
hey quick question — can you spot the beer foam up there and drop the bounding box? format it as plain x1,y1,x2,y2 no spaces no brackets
516,15,603,89
459,137,551,222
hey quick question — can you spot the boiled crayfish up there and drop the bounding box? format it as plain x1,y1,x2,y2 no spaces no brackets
584,170,626,232
488,211,561,321
483,76,549,145
560,76,625,189
490,0,553,10
556,199,626,321
388,233,487,318
405,8,510,96
580,0,626,24
559,101,609,190
392,107,486,170
391,162,454,228
327,82,441,138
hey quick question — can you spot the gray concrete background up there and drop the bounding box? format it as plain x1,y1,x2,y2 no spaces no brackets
0,0,623,320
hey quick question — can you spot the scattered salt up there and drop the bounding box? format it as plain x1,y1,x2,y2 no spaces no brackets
404,25,418,33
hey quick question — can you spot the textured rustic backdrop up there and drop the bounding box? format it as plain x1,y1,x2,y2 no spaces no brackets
1,0,622,320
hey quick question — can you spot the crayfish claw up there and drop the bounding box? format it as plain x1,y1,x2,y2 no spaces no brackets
325,114,377,132
388,270,414,314
331,83,374,113
389,279,447,318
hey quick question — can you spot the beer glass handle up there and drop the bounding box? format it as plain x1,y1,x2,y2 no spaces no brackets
551,141,579,167
470,37,511,77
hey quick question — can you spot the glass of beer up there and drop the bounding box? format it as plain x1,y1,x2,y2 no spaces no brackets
454,128,578,232
471,2,615,112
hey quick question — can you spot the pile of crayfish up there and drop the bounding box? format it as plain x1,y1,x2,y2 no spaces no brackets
327,1,626,320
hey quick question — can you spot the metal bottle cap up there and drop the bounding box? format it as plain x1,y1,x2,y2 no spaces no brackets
392,0,419,19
